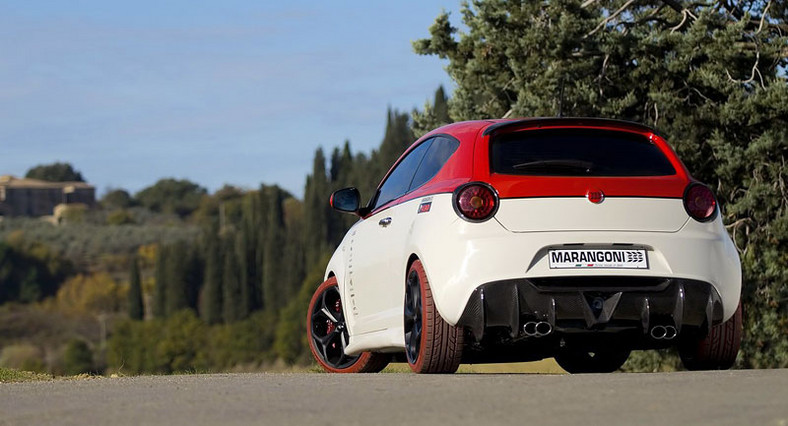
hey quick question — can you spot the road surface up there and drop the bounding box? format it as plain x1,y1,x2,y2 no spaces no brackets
1,369,787,425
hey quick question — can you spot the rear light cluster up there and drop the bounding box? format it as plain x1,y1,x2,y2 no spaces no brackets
453,182,499,222
683,183,718,222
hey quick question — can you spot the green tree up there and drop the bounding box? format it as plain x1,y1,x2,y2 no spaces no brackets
0,239,72,304
25,162,84,182
101,189,134,209
414,0,788,367
153,246,168,318
262,187,286,310
222,233,244,323
303,148,331,269
200,230,223,325
63,339,93,375
413,86,453,136
135,178,207,218
128,257,144,320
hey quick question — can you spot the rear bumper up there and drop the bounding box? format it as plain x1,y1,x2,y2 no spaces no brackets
409,194,741,326
456,277,724,342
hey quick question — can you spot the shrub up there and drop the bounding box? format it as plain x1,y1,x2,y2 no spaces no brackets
62,339,93,375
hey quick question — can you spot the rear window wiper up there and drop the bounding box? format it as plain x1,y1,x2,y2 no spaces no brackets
512,159,594,173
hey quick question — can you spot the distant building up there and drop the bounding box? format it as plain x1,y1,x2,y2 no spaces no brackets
0,175,95,217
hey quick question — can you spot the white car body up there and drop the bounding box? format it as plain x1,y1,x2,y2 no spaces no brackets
316,118,742,370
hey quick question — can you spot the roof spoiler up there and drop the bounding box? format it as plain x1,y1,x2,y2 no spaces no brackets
482,117,660,137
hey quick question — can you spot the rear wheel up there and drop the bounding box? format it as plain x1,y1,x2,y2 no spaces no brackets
307,277,390,373
404,260,463,374
679,302,742,370
554,348,631,374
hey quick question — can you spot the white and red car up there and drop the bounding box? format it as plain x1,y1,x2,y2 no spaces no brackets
307,118,742,373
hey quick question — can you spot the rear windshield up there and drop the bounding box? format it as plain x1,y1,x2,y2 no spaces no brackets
491,128,676,176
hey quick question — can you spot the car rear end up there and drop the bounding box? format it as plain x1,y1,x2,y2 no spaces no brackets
415,118,741,361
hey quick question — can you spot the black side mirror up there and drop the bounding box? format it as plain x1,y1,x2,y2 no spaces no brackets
330,187,361,214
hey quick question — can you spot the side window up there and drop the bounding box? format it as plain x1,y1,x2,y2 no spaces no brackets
372,139,433,210
409,136,459,191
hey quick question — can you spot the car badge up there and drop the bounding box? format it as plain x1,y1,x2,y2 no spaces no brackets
418,201,432,213
586,189,604,204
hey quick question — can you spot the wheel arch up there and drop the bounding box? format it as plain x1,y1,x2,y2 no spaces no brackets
404,251,459,328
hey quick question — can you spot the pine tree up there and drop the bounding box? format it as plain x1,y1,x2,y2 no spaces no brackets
414,0,788,367
128,256,144,320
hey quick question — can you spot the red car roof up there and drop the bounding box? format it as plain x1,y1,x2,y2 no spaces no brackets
370,118,693,215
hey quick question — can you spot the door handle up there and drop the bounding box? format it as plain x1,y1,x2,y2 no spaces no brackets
378,217,392,227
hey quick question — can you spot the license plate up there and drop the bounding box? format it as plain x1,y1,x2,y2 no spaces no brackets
548,249,648,269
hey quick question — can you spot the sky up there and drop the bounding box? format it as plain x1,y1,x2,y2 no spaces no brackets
0,1,462,198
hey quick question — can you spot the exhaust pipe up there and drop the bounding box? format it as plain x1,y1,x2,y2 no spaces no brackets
650,325,678,340
536,321,553,336
650,325,667,339
523,321,553,337
664,325,677,340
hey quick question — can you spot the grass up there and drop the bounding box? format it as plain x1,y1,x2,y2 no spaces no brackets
0,367,52,383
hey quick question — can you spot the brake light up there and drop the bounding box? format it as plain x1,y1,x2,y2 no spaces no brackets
683,183,717,222
453,182,499,222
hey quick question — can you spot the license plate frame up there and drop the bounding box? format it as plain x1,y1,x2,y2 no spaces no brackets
548,249,649,269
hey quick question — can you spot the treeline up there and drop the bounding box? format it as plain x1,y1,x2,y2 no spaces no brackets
107,110,416,372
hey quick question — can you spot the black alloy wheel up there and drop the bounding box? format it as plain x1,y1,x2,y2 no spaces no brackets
404,268,423,365
310,284,359,369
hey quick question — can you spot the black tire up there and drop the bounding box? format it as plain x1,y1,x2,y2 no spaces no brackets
307,277,390,373
555,348,631,374
404,260,463,374
679,302,742,371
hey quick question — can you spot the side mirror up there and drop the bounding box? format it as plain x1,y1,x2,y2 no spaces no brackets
330,187,361,214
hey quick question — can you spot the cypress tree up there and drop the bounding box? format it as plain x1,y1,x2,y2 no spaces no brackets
222,232,243,323
152,245,167,319
200,230,223,325
164,241,188,316
433,85,450,125
128,256,144,320
303,148,330,269
262,186,285,311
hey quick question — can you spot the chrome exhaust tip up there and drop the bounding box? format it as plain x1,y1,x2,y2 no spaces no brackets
535,321,553,336
523,321,552,337
523,322,537,337
664,325,677,340
650,325,667,339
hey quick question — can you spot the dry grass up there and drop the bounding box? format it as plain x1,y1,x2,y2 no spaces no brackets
0,367,52,383
381,358,566,374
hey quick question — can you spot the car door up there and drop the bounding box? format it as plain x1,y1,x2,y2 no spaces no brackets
348,137,461,336
348,139,434,335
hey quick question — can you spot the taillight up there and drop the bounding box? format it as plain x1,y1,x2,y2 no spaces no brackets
453,182,499,222
683,183,717,222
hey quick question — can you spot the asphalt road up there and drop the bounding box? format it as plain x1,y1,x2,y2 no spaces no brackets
1,369,787,426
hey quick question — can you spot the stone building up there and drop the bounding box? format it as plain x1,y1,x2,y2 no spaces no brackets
0,175,95,217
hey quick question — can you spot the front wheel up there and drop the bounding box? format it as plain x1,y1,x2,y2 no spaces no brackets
554,348,631,374
307,277,390,373
679,302,742,370
404,259,463,374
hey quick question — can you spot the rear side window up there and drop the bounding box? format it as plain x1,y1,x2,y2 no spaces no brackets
409,136,459,191
373,140,432,210
491,128,676,176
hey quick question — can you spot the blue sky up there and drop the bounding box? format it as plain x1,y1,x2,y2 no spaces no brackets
0,1,461,197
